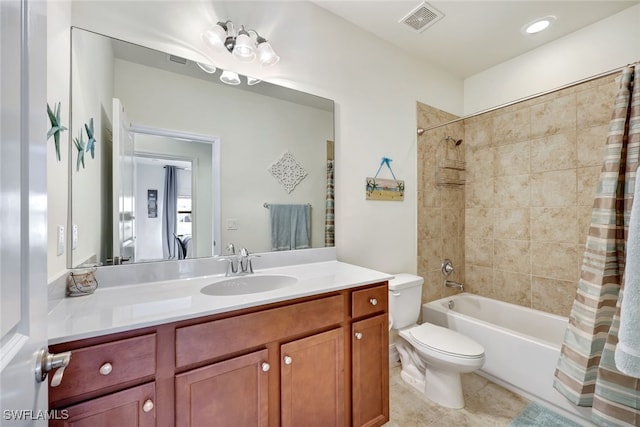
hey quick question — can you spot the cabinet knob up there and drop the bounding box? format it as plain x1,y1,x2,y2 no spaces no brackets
354,332,363,340
369,298,378,306
283,356,293,365
142,399,154,413
261,362,270,372
99,363,113,376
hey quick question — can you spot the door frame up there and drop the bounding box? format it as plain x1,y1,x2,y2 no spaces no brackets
0,0,50,424
130,124,221,256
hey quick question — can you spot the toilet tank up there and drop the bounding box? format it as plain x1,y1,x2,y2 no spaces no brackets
388,273,424,329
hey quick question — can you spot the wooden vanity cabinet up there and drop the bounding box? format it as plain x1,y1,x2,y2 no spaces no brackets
351,284,389,427
49,281,388,427
50,382,156,427
175,349,270,426
280,328,345,427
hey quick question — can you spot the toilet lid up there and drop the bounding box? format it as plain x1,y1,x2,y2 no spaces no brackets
409,323,484,359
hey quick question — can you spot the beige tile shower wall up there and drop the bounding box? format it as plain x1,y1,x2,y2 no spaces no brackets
464,74,617,317
416,103,465,304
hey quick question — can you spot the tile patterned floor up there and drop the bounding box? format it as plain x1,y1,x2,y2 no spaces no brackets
384,365,530,426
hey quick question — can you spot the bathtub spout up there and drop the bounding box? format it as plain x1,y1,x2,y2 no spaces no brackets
444,280,464,291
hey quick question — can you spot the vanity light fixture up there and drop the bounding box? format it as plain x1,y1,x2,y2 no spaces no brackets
246,76,261,86
196,60,259,86
196,62,217,74
522,16,556,34
220,70,241,85
203,20,280,67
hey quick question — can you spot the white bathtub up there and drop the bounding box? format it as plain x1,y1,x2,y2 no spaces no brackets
422,293,593,425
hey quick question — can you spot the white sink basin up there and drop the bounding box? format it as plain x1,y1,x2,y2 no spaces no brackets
200,274,299,296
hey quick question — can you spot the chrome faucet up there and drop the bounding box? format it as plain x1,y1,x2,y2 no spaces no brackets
226,243,236,255
237,248,258,274
217,247,258,276
444,280,464,291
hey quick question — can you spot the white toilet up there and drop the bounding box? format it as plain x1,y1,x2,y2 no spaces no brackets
389,273,485,409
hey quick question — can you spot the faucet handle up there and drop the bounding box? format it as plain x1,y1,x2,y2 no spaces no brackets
246,254,261,274
217,256,237,276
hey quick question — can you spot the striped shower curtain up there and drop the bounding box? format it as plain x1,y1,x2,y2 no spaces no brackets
162,165,178,259
324,159,335,247
554,64,640,425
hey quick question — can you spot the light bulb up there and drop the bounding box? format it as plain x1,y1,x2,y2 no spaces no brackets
196,62,216,74
257,41,280,67
232,27,256,62
220,70,241,85
522,16,556,35
202,22,227,47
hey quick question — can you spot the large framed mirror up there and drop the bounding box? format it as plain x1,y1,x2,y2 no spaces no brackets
69,27,335,268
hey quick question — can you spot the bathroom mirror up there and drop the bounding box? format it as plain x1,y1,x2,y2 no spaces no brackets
69,27,335,268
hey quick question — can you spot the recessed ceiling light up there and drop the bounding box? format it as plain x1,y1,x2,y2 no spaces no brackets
522,16,556,35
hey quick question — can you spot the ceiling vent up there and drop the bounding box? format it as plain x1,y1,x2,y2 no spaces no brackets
399,1,444,33
168,54,187,65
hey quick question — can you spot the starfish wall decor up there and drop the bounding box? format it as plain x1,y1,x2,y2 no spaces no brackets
84,118,96,159
73,129,86,171
47,102,68,162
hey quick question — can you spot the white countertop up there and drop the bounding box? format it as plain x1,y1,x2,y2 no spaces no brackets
48,260,393,345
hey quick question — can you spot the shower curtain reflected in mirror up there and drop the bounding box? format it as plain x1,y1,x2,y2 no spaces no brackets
162,165,177,259
325,159,335,247
554,63,640,426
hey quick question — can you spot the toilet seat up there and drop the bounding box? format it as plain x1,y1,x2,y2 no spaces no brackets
408,323,484,359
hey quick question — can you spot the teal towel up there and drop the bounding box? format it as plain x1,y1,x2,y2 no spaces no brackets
615,167,640,377
270,204,311,251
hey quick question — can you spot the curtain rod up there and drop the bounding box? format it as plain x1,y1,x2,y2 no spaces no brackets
421,63,634,132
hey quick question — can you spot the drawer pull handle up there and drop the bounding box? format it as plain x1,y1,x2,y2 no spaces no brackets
261,362,270,372
142,399,154,413
369,298,378,306
99,363,113,376
355,332,363,340
283,356,293,365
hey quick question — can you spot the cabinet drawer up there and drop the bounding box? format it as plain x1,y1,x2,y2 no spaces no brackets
49,334,156,405
51,382,156,427
176,294,345,368
352,284,388,319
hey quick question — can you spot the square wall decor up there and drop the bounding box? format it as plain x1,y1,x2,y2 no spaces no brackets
269,150,308,193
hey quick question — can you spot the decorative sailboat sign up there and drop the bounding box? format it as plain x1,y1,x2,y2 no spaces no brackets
366,157,404,201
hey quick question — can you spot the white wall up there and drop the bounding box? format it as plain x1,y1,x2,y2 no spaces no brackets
69,1,464,274
114,59,332,254
464,4,640,115
47,1,640,279
70,29,115,268
135,162,165,261
46,1,71,280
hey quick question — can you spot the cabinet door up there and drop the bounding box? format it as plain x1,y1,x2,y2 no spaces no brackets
281,328,344,427
50,382,155,427
175,349,269,427
352,314,389,427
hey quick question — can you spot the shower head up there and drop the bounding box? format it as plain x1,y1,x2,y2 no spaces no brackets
445,136,463,146
417,128,426,136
